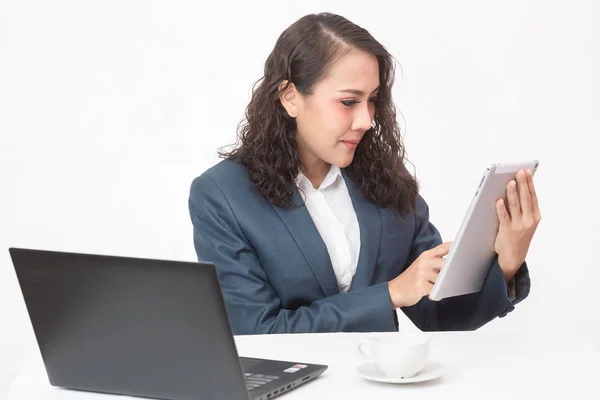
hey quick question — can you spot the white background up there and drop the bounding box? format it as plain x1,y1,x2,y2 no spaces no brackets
1,0,599,395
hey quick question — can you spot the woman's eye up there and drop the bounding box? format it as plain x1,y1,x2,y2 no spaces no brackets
341,97,379,107
341,100,358,107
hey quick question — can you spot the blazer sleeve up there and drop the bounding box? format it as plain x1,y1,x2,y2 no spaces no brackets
188,174,397,334
400,195,532,331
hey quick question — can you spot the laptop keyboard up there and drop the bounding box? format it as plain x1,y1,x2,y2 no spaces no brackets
244,373,279,391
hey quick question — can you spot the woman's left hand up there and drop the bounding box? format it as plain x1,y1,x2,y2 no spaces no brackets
494,169,542,282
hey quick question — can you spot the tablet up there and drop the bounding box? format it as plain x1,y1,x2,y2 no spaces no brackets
428,160,539,301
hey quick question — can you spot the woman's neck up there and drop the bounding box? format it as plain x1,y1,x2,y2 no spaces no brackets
300,156,330,189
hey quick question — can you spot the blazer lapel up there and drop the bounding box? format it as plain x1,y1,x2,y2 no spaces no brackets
343,172,382,290
271,190,340,298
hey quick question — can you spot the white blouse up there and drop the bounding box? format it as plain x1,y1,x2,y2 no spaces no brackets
295,165,360,293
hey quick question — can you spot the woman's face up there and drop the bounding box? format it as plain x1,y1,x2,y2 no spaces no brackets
281,50,380,173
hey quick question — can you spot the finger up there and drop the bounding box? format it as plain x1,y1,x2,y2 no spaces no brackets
506,179,521,218
426,282,439,301
516,170,532,217
422,280,434,296
526,169,540,216
426,269,440,284
417,263,439,285
496,198,511,225
423,241,452,259
422,258,445,273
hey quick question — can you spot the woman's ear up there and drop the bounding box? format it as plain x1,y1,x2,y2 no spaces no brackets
278,80,298,118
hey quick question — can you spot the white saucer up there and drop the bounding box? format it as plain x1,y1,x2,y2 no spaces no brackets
357,361,445,384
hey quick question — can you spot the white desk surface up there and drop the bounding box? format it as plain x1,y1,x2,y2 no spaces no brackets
4,331,600,399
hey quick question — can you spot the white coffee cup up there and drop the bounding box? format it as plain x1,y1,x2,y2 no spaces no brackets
358,333,430,378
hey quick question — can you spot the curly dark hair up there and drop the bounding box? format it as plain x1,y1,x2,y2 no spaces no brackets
220,12,419,217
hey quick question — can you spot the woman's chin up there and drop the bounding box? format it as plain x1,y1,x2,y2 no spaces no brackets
332,155,355,169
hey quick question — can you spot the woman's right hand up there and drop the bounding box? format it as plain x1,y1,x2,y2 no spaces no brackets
388,241,452,308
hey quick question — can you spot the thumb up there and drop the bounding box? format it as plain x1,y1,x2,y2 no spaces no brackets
496,198,510,225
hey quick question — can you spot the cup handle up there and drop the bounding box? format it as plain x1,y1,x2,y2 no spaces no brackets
358,340,373,362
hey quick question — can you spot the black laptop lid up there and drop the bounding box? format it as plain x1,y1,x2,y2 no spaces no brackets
9,247,251,400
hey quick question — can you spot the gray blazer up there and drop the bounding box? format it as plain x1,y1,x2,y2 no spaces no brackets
188,159,530,334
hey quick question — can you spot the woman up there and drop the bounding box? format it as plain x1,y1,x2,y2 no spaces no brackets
188,13,540,334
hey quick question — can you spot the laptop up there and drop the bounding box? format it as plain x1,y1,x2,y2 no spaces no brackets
9,247,328,400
